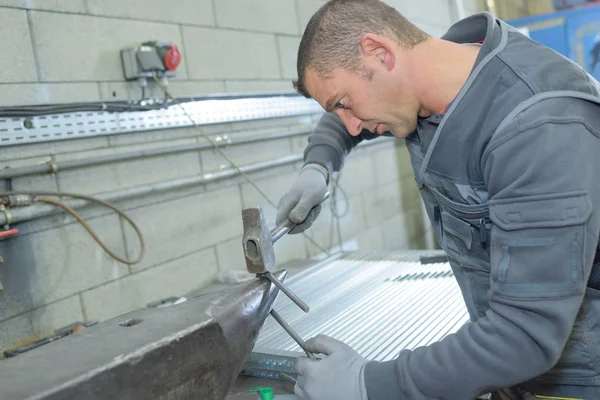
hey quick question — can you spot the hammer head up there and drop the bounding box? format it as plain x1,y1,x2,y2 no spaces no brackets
242,206,275,274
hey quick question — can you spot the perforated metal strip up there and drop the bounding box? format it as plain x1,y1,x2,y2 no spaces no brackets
0,95,323,146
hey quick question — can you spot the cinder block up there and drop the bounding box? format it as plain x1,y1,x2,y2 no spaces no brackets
0,214,128,321
81,247,218,322
384,0,453,29
337,152,377,197
289,132,319,154
296,0,327,31
216,236,246,272
336,194,367,241
86,0,215,26
400,173,422,210
362,181,403,226
356,224,385,252
229,115,315,135
122,185,243,272
275,230,308,265
0,296,84,353
214,0,298,35
223,125,308,144
201,138,294,174
0,154,50,169
409,233,428,249
166,80,226,97
0,136,110,163
56,139,202,195
461,0,480,15
304,206,341,257
182,26,280,80
0,83,100,106
0,0,86,12
108,123,231,147
11,173,59,192
395,142,416,180
98,80,225,102
404,203,428,243
240,168,301,222
0,8,37,83
412,20,449,38
370,144,400,186
380,213,410,250
205,162,297,194
277,36,301,80
225,80,294,94
30,12,186,81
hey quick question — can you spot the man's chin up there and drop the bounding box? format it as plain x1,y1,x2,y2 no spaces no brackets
376,124,391,135
389,129,411,139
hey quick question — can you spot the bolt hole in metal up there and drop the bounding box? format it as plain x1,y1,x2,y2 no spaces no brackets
246,239,259,260
23,119,34,129
119,318,143,327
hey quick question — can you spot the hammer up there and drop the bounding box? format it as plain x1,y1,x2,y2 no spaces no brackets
241,193,329,313
241,194,329,360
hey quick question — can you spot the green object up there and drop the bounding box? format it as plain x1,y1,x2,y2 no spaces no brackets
249,386,274,400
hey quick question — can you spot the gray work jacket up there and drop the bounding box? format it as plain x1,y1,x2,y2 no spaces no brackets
303,12,600,400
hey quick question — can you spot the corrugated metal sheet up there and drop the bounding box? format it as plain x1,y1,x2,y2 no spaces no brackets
253,251,469,363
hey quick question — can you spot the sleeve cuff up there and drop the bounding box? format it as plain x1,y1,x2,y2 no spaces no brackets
304,144,338,179
364,358,405,400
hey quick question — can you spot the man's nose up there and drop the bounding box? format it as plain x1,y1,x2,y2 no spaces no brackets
338,110,363,136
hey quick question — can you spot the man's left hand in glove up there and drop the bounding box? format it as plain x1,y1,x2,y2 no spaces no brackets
294,335,369,400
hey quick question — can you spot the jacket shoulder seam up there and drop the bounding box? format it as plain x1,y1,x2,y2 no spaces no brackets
496,52,539,95
482,116,600,171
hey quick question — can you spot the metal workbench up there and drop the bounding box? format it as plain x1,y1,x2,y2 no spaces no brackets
242,250,469,380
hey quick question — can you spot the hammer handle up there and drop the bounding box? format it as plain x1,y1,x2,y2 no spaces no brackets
270,219,296,242
270,191,330,242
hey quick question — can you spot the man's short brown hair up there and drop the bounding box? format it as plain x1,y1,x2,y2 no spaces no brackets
293,0,429,98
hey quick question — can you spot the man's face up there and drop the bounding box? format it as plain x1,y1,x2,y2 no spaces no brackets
305,64,420,139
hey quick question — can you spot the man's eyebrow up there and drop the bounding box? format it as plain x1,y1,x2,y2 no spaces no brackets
325,95,338,113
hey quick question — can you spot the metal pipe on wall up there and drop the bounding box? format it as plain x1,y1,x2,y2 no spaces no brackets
0,155,302,226
0,128,313,180
0,138,392,227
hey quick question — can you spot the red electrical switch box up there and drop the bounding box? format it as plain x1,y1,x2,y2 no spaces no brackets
121,41,182,80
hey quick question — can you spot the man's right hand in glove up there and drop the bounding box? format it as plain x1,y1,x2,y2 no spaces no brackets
276,163,328,234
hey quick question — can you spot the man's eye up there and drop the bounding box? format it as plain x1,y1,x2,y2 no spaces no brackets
336,100,346,108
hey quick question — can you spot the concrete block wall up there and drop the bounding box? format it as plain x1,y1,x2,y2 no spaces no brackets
0,0,479,106
0,0,477,353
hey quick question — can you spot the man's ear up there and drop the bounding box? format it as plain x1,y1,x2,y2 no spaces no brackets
360,33,395,71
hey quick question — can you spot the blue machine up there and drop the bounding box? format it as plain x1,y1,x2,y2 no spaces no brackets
508,3,600,80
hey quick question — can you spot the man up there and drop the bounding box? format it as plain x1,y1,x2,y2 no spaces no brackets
275,0,600,399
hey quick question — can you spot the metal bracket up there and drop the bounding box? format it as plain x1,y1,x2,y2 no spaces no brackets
0,205,11,230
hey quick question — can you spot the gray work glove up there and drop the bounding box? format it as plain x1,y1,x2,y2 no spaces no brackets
276,164,328,234
294,335,368,400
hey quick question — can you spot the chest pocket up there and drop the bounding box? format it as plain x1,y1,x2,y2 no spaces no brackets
441,211,474,258
434,192,493,320
440,210,490,273
430,187,491,267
